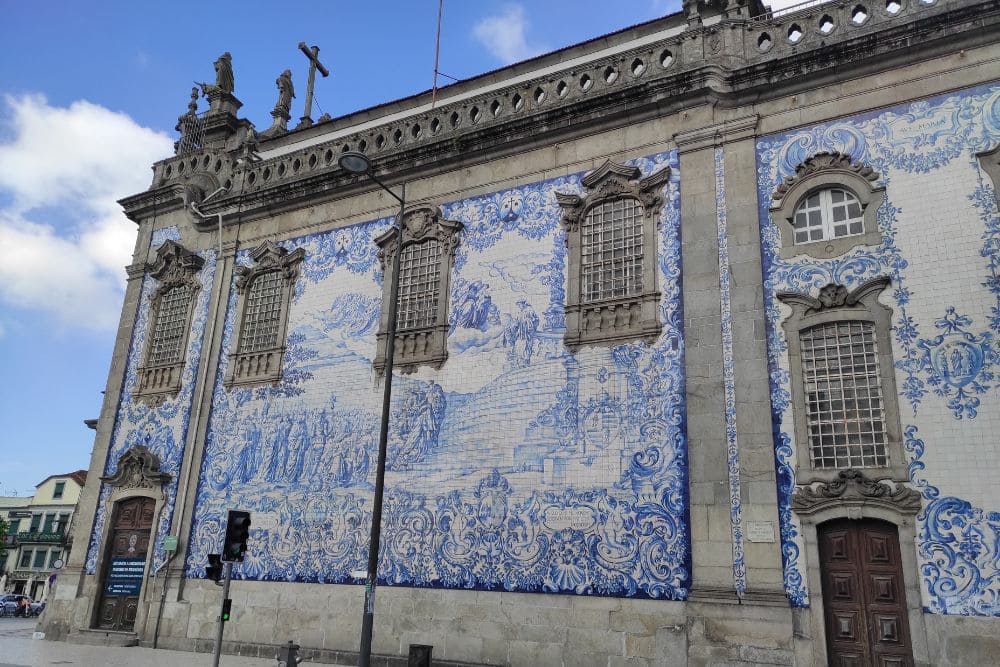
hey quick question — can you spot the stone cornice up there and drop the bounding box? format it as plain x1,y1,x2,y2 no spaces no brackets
673,114,759,152
129,0,994,227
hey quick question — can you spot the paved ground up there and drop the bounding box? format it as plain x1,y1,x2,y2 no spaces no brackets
0,617,278,666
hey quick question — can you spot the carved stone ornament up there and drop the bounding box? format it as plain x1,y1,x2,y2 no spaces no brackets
100,446,171,491
234,241,305,293
373,206,463,376
556,160,671,234
772,151,879,204
792,469,921,518
777,276,890,316
148,240,205,287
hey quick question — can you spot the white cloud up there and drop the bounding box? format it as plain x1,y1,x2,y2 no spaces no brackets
0,94,172,332
472,5,547,65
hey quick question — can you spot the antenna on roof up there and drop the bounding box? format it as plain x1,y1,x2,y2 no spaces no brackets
431,0,444,108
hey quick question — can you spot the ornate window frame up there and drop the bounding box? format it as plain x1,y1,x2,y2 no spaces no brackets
556,159,670,351
976,143,1000,209
790,469,928,666
777,277,907,484
134,241,204,405
770,151,885,260
374,205,462,376
224,241,305,388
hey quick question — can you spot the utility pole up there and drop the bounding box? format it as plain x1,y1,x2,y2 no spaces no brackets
211,561,233,667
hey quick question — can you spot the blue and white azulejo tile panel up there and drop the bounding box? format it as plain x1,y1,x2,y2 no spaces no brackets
185,151,692,600
757,82,1000,614
85,227,216,576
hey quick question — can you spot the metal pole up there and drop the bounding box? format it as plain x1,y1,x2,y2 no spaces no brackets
211,561,233,667
359,181,405,667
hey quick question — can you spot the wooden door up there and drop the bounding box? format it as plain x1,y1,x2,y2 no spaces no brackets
819,519,914,666
95,496,155,631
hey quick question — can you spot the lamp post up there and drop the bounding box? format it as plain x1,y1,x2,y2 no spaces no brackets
338,151,404,667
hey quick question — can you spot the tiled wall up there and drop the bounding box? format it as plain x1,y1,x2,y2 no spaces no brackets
85,227,216,575
757,83,1000,614
184,151,692,600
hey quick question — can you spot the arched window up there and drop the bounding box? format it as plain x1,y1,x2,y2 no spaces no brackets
792,188,865,245
778,277,906,483
147,283,195,365
374,206,462,375
135,241,203,404
581,198,644,303
237,270,284,353
397,240,442,331
799,320,888,469
770,152,884,259
556,160,670,350
225,241,305,388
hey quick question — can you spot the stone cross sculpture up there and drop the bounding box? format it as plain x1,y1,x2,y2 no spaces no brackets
296,42,329,129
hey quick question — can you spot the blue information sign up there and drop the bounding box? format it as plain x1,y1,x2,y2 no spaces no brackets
105,557,146,597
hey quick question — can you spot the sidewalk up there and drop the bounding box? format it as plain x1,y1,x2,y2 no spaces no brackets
0,618,277,666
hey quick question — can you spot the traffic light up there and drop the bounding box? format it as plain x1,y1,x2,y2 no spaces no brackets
222,510,251,562
221,598,232,622
206,553,223,582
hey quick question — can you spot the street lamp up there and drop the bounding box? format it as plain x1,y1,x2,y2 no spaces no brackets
338,151,404,667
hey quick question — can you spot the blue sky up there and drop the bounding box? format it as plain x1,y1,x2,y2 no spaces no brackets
0,1,793,496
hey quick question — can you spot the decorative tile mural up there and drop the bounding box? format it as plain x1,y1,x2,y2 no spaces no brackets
184,151,692,599
756,83,1000,614
714,147,747,598
85,227,217,575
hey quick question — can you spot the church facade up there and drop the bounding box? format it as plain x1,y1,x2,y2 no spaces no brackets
42,1,1000,664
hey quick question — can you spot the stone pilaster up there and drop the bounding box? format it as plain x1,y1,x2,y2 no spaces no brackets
675,128,733,599
169,239,238,602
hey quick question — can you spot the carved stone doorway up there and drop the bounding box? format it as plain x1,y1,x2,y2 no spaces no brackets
818,518,914,666
95,496,155,631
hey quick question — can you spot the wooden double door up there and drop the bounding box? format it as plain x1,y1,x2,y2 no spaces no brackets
819,519,914,666
95,496,154,631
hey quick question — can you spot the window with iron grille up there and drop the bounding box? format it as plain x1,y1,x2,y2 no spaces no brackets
224,242,305,388
373,206,462,376
238,271,284,353
555,160,670,350
148,284,193,365
800,321,889,469
778,277,906,483
581,198,644,303
134,241,203,402
398,241,441,330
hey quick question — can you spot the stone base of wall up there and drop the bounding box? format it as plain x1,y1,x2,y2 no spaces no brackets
41,576,1000,666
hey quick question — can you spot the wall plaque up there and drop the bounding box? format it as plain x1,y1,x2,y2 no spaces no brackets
746,521,776,543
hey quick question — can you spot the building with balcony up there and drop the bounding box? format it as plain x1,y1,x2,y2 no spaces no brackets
38,0,1000,664
1,471,86,599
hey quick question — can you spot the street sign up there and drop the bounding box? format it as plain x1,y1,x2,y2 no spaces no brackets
104,556,145,597
164,535,178,552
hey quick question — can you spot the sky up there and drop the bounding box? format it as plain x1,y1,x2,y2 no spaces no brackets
0,0,799,497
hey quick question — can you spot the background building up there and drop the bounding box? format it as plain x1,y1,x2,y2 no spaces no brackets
1,471,86,599
39,0,1000,664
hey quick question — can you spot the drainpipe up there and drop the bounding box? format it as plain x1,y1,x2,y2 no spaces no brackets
189,186,229,257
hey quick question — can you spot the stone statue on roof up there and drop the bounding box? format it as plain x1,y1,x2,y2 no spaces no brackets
200,52,234,96
274,69,295,117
